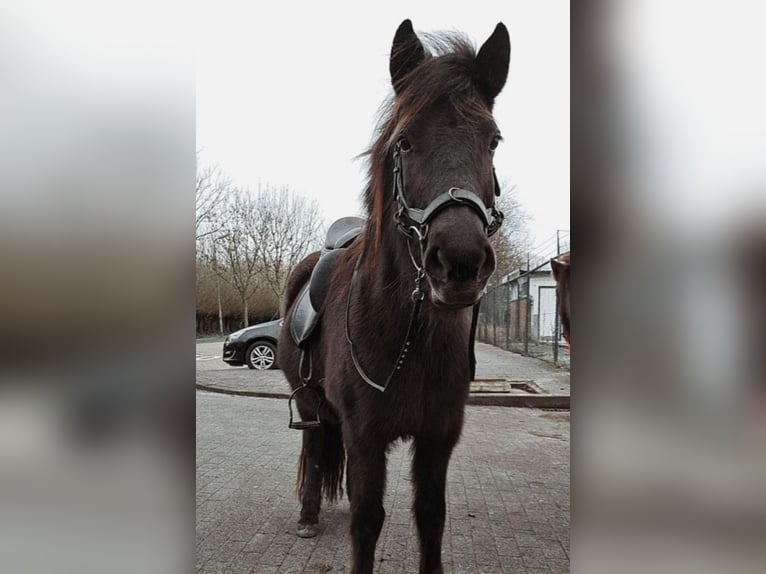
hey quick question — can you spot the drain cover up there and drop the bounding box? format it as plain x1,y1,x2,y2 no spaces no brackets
470,378,543,394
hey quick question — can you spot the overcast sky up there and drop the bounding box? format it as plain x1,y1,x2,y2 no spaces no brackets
196,1,569,247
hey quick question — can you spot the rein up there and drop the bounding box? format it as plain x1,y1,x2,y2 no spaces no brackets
346,137,505,392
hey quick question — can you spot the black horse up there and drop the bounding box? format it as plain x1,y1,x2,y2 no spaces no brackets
278,20,510,574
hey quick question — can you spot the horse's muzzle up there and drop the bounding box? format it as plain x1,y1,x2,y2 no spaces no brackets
424,242,495,309
428,284,483,310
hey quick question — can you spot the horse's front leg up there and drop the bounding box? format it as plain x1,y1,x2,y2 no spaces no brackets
412,436,458,574
347,442,387,574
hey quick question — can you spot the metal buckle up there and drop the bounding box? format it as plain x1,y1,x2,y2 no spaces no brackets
411,268,426,302
448,188,464,202
409,223,428,243
487,207,504,237
394,209,415,238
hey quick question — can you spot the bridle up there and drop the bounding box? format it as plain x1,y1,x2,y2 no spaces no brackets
390,133,505,304
345,134,505,392
392,135,504,242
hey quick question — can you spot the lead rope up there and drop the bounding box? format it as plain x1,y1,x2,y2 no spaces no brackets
468,299,481,381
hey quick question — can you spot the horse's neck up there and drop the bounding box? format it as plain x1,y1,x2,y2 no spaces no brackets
366,225,417,300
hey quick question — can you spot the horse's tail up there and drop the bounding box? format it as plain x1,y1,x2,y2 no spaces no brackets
320,423,346,503
297,423,346,504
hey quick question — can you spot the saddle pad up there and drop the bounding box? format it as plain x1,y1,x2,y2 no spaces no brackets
309,249,343,311
290,285,319,347
289,216,365,348
289,249,343,347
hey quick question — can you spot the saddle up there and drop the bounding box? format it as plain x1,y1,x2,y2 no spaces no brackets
290,217,365,346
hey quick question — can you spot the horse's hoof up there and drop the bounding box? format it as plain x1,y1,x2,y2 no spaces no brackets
296,521,319,538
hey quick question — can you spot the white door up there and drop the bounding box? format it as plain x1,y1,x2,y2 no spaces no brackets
537,286,558,340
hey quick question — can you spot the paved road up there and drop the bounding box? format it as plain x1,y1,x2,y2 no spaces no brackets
196,342,569,399
197,391,570,573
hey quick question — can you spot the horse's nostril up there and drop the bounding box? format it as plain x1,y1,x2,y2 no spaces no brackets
450,245,487,282
425,244,493,283
449,261,480,282
481,245,496,278
424,247,447,281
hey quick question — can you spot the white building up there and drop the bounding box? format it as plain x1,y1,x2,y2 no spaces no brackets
501,262,561,342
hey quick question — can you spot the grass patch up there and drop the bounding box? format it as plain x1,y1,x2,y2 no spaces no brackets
196,335,227,343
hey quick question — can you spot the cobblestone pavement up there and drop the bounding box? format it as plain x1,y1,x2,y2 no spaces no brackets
197,392,570,573
196,342,569,398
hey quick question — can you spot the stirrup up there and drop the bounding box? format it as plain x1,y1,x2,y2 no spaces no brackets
288,384,323,430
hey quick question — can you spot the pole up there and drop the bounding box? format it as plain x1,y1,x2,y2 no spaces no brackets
505,282,511,350
524,253,530,355
492,287,497,347
552,231,560,363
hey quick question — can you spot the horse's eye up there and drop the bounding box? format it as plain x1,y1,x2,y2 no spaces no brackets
489,134,502,151
398,136,412,152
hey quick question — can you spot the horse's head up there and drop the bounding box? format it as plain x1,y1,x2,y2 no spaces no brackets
381,20,511,310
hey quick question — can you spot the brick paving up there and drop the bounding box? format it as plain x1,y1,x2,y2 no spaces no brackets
196,392,569,573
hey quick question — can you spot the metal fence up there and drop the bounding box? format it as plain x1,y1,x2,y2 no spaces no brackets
477,230,570,367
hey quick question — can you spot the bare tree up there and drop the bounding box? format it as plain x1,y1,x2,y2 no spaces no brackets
247,182,322,304
195,172,322,328
489,182,531,286
197,236,228,334
215,189,263,327
196,156,232,241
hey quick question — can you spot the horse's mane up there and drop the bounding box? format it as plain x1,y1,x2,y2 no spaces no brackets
359,32,496,254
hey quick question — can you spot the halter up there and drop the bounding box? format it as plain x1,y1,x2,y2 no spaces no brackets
392,136,505,241
345,136,505,392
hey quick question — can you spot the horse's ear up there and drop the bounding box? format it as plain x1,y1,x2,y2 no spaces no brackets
390,19,425,95
475,23,511,101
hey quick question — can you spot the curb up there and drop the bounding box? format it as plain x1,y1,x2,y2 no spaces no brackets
467,393,569,409
195,384,289,399
196,384,570,410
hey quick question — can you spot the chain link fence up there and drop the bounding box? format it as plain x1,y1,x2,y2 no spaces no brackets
477,230,570,367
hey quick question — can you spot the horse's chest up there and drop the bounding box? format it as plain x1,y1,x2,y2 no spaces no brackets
322,302,471,438
376,370,469,438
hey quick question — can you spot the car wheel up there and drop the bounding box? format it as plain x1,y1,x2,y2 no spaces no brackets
246,341,277,370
